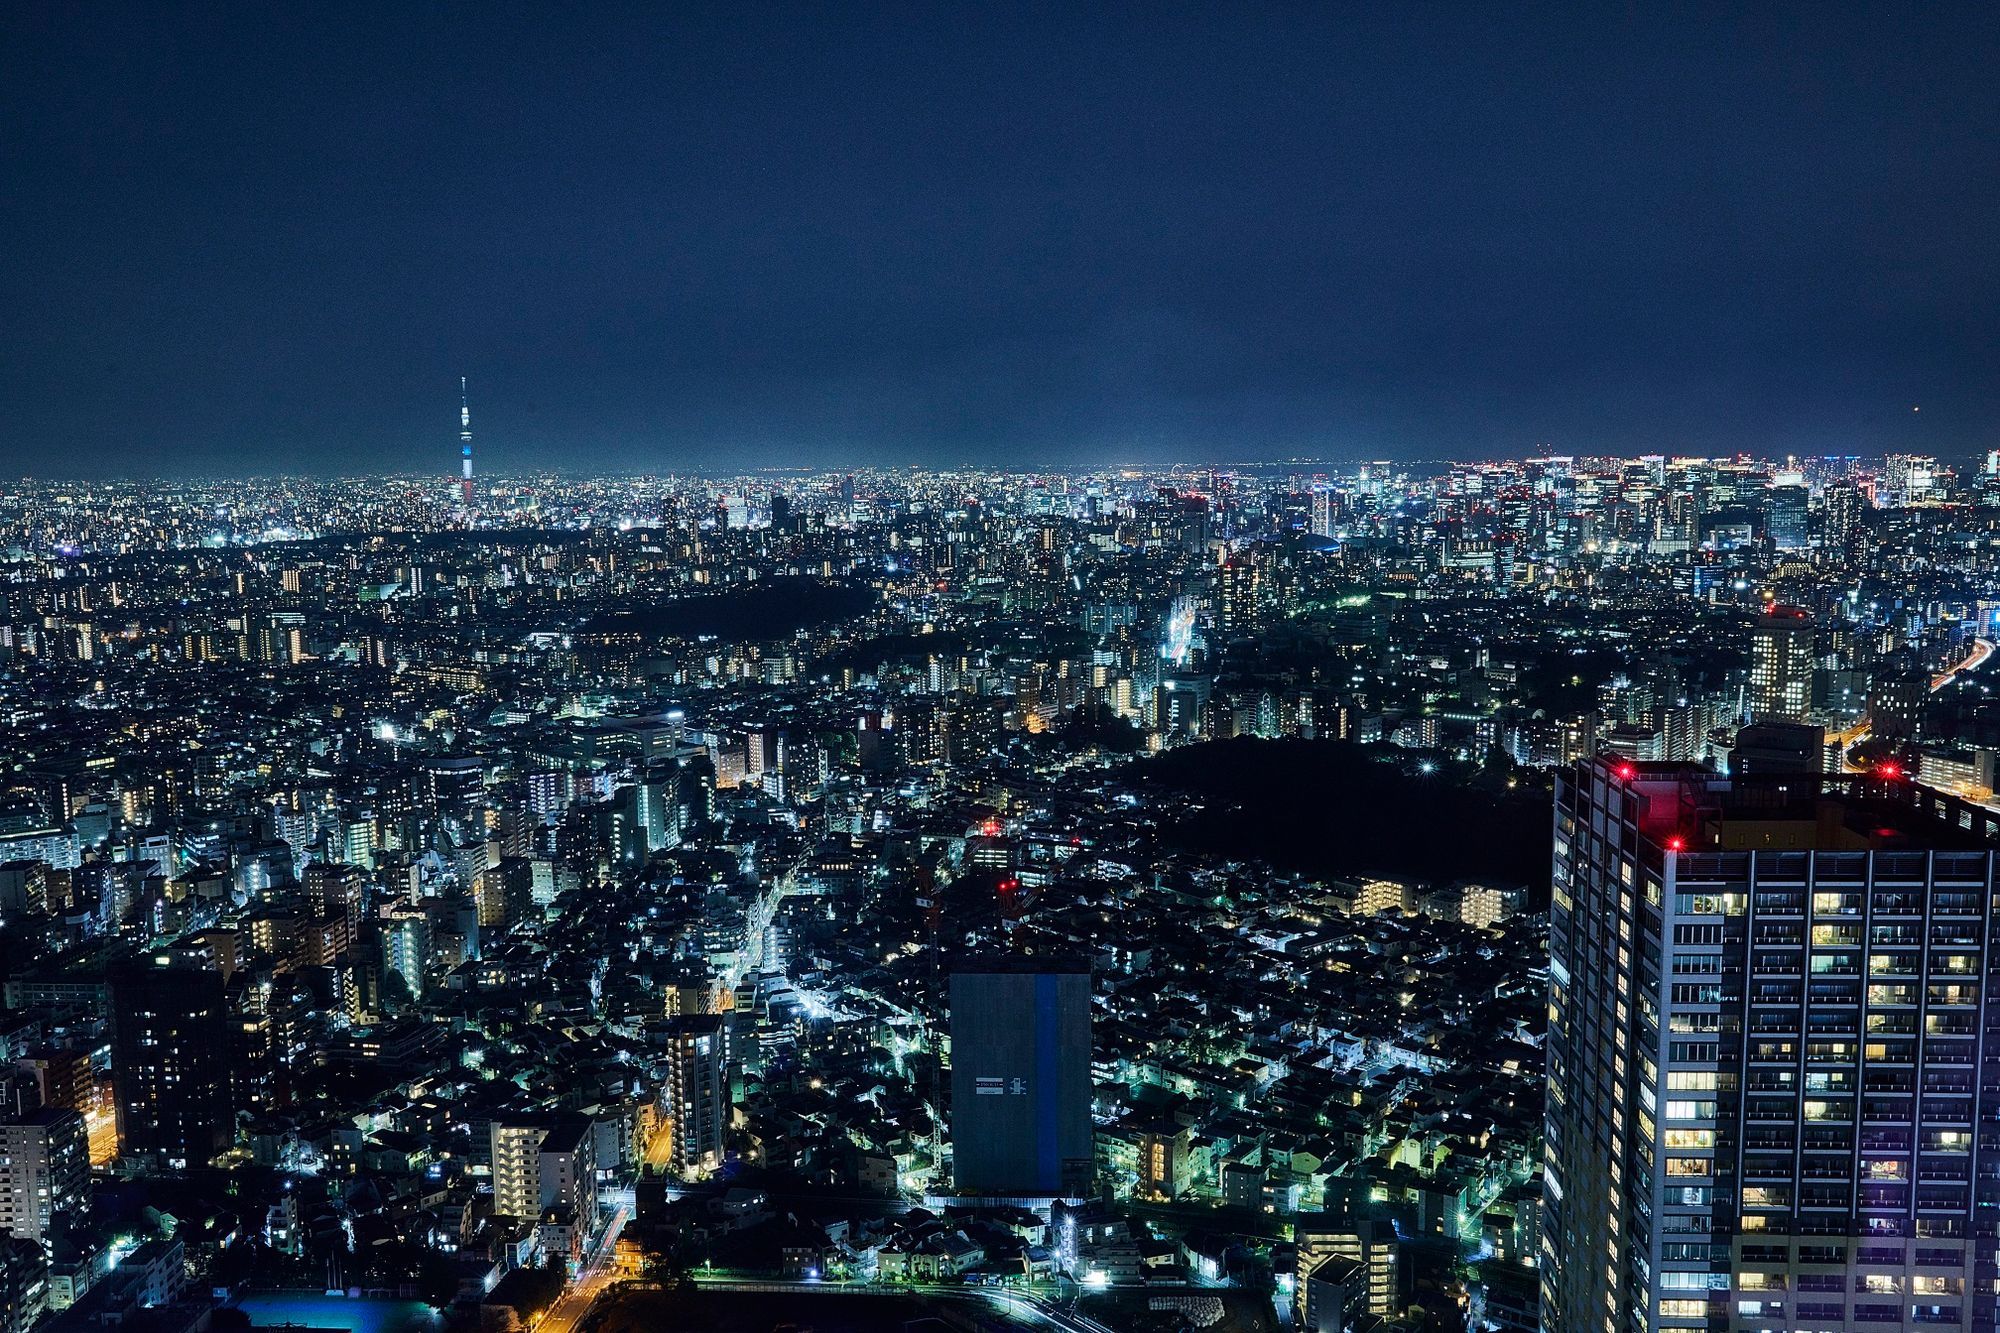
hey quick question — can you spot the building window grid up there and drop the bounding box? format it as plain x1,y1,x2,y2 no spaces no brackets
1645,845,1997,1324
1541,780,1992,1332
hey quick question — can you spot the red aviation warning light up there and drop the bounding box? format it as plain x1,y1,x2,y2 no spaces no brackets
1614,762,1636,781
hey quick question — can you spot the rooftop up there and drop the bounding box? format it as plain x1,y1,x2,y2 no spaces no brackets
1592,758,2000,859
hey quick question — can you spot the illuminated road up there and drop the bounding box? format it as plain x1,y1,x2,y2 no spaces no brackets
1835,636,1993,770
536,1266,614,1333
535,1197,633,1333
85,1107,118,1167
1932,637,1995,692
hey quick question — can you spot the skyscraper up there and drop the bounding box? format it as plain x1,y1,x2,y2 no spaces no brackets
1545,756,2000,1333
1767,481,1808,550
949,965,1092,1199
0,1108,88,1248
662,1014,728,1178
1824,481,1865,555
110,956,237,1170
1748,606,1814,722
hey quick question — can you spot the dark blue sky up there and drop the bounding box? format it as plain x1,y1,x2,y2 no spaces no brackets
4,3,1997,476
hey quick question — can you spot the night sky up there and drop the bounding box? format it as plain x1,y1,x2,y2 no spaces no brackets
4,4,1998,477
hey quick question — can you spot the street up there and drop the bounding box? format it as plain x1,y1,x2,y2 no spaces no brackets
534,1195,633,1333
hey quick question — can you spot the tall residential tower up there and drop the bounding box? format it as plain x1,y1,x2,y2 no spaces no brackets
110,956,237,1170
661,1014,728,1178
1748,607,1815,723
1544,757,2000,1333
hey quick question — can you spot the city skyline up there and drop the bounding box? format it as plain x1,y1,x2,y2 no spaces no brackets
10,442,1998,487
3,447,2000,1332
12,8,2000,1333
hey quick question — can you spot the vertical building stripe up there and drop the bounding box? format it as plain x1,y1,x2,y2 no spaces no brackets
1036,972,1060,1192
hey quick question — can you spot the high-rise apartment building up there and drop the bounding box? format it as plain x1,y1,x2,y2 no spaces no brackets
490,1119,547,1221
949,965,1093,1199
1296,1212,1399,1323
15,1048,90,1116
380,901,430,1000
110,956,237,1169
1545,757,2000,1333
1303,1254,1366,1333
534,1116,597,1231
661,1015,728,1178
633,763,682,853
1825,483,1864,554
0,1109,88,1248
1749,607,1815,723
488,1115,597,1230
0,1236,46,1333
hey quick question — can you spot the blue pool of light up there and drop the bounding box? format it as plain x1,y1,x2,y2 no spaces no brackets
231,1293,440,1333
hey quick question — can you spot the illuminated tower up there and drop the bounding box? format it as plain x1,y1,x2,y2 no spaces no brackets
662,1015,728,1177
1748,606,1814,722
458,377,473,513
